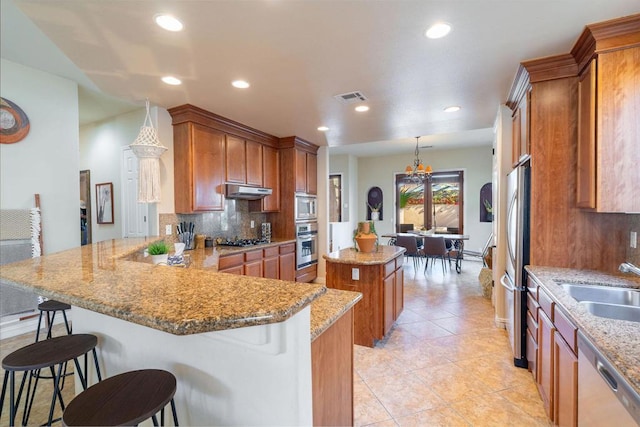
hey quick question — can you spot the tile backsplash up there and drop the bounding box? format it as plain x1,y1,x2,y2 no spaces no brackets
159,199,267,244
627,214,640,265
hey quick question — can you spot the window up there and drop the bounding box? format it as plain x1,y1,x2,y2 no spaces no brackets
395,171,464,234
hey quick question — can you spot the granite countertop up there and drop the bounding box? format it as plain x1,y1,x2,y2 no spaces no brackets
0,237,326,335
526,266,640,397
323,245,406,265
310,288,362,341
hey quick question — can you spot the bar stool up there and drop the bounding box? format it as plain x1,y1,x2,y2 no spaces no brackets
36,299,72,342
0,334,102,426
62,369,179,426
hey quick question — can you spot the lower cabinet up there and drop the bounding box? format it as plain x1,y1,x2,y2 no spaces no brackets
311,308,354,426
531,279,578,427
218,243,296,280
325,253,403,347
296,263,317,283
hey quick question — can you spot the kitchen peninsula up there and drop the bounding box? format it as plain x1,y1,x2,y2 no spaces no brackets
324,245,405,347
0,237,361,426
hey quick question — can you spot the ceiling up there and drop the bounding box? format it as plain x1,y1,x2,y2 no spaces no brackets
2,1,638,156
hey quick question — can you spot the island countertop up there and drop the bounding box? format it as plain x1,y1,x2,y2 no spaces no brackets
525,266,640,397
323,245,406,265
0,237,327,335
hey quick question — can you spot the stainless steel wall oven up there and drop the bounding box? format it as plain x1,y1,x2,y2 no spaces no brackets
296,222,318,270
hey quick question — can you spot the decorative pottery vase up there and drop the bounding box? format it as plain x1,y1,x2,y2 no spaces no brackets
371,211,380,221
151,254,169,265
354,221,378,253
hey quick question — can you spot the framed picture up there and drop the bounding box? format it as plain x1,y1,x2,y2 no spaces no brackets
96,182,114,224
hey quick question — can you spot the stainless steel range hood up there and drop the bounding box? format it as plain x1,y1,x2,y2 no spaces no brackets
225,184,272,200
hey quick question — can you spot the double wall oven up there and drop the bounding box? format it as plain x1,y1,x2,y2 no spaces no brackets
295,194,318,270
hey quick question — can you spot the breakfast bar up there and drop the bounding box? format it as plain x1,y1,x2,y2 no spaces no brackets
0,237,361,426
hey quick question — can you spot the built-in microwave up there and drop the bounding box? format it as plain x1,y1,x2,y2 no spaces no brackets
295,194,317,222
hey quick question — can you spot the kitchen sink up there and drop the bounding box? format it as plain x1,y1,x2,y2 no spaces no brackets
560,283,640,307
580,301,640,323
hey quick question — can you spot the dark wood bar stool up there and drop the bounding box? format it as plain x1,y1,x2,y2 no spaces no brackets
62,369,179,426
0,334,102,426
36,299,72,342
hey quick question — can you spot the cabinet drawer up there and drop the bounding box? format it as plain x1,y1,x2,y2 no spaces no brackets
527,276,538,300
218,253,244,270
526,328,538,378
279,243,295,255
554,306,577,354
263,246,279,258
527,292,539,322
538,287,554,320
396,255,404,268
527,309,538,340
384,260,395,278
244,249,263,262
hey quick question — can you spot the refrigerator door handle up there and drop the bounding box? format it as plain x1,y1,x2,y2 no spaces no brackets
500,274,515,291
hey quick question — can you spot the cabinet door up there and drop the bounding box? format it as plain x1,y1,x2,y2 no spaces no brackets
263,255,279,279
538,310,555,421
306,153,317,195
192,124,225,211
244,259,263,277
295,149,307,193
554,331,578,427
262,146,280,211
225,135,246,183
279,252,295,281
246,140,263,186
219,265,244,275
394,267,403,320
383,273,395,335
511,107,522,167
576,59,596,209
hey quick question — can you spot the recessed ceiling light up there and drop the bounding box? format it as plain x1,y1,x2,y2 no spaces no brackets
444,105,461,113
317,126,329,132
232,80,250,89
161,76,182,85
425,22,452,39
155,14,183,32
355,105,369,112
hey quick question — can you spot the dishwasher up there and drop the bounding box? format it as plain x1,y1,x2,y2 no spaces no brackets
578,331,640,426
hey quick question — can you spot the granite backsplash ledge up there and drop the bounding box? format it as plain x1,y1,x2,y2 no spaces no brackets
160,199,268,244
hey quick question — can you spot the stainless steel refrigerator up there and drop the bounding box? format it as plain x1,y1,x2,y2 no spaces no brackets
500,160,530,368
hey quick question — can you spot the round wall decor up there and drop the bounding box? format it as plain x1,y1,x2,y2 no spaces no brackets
0,97,30,144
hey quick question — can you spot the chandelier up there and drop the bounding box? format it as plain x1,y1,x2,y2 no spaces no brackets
404,136,432,183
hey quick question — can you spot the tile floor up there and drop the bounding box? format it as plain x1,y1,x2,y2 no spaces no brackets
353,258,550,426
0,258,549,426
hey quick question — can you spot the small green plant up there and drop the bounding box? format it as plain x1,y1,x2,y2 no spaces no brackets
483,199,493,213
148,241,170,255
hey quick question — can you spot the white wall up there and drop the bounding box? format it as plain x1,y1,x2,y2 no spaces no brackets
0,59,80,254
79,106,174,241
330,145,493,254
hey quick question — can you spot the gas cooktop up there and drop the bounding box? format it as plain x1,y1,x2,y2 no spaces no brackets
216,238,270,247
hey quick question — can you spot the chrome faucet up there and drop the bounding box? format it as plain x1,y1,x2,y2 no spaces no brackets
619,262,640,277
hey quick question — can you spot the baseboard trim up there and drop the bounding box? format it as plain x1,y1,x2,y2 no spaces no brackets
0,311,72,340
494,316,508,329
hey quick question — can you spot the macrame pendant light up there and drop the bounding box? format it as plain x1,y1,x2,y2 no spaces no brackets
129,99,167,203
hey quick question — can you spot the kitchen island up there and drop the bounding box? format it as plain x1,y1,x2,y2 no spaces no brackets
324,245,405,347
0,237,361,426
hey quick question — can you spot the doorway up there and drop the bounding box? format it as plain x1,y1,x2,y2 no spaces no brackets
395,171,464,234
122,148,149,238
80,170,92,245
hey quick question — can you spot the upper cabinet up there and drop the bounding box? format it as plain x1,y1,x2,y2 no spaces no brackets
508,71,531,167
294,150,317,195
173,122,226,212
168,104,280,213
575,38,640,212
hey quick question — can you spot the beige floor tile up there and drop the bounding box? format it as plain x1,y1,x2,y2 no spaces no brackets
365,372,447,418
355,346,411,381
395,406,471,427
354,379,394,427
498,382,549,424
450,393,548,427
414,362,493,403
395,320,453,340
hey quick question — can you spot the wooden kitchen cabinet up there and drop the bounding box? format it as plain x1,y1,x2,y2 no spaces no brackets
511,88,531,167
538,308,555,420
295,150,317,195
173,122,226,213
244,249,263,277
554,330,578,427
218,243,295,279
576,46,640,212
225,135,246,183
263,246,279,279
325,248,404,347
249,145,280,213
279,243,296,281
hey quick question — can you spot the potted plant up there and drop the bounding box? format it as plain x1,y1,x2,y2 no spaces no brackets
483,199,493,222
353,220,378,252
368,202,381,221
148,241,170,265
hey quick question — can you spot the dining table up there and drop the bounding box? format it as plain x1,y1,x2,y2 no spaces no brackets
381,232,470,273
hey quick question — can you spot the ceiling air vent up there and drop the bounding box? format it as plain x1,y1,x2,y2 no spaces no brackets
333,91,367,103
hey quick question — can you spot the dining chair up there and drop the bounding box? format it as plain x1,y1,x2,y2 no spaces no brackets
395,234,424,270
423,236,451,274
